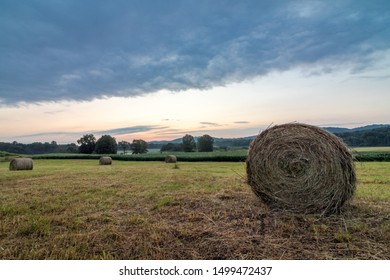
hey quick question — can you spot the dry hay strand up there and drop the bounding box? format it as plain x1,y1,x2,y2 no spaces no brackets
246,123,356,215
99,156,112,165
165,155,177,163
9,158,33,171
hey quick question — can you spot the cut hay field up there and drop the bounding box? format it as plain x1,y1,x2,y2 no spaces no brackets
0,160,389,260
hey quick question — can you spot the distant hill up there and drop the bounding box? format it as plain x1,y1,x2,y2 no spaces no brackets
2,124,388,154
148,135,257,149
333,126,390,147
149,124,390,149
212,136,256,148
323,124,390,134
147,138,183,149
322,127,351,133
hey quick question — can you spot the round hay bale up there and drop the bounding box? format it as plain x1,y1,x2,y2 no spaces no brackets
246,123,356,215
99,156,112,165
9,158,33,171
165,155,177,163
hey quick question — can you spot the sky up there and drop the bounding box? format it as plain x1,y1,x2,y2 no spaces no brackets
0,0,389,144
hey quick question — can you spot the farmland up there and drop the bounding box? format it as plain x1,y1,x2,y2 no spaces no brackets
15,147,390,162
0,160,389,259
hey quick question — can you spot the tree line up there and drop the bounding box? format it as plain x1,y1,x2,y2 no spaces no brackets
77,133,215,154
1,126,388,155
0,133,215,155
160,134,214,152
0,135,148,155
0,141,78,155
334,127,390,147
77,134,148,154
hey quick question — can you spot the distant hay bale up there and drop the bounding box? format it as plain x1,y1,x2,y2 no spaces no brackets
9,158,33,171
246,123,356,215
99,156,112,165
165,155,177,163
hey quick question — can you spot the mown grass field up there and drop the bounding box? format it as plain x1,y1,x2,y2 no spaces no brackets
0,160,389,259
29,149,249,162
3,146,390,162
353,147,390,152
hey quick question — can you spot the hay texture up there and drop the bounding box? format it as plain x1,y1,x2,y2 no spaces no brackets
99,156,112,165
9,158,33,171
246,123,356,215
165,155,177,163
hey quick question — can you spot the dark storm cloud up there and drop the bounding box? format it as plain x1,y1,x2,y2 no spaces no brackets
1,0,389,105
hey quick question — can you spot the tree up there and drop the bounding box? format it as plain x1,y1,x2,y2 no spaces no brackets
182,134,196,152
118,140,131,154
160,143,183,152
95,135,117,154
77,134,96,154
197,134,214,152
65,143,79,153
130,139,148,154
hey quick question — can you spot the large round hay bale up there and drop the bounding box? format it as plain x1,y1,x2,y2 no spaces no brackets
246,123,356,215
9,158,33,171
99,156,112,165
165,155,177,163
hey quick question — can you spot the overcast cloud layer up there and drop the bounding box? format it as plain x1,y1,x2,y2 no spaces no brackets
1,0,389,105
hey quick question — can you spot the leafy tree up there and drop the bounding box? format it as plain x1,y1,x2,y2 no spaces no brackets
131,139,148,154
29,142,45,154
65,143,79,153
77,134,96,154
95,135,117,154
197,134,214,152
160,143,183,152
118,140,131,154
182,134,196,152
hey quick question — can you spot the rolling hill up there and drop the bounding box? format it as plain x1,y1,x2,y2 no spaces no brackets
148,124,390,149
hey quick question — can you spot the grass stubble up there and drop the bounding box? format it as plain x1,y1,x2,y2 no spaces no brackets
0,160,389,260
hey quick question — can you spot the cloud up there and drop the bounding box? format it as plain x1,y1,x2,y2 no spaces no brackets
1,0,389,105
234,121,250,124
7,125,166,142
200,122,222,127
162,118,180,122
9,131,82,143
44,110,65,115
97,125,167,136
